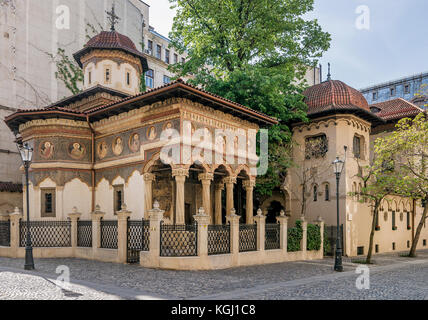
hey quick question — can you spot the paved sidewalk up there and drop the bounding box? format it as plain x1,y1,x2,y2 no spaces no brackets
0,250,427,300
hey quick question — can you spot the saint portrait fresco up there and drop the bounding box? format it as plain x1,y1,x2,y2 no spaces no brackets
129,133,140,153
147,126,157,141
39,141,54,159
112,137,124,156
97,141,108,159
163,122,174,131
69,142,85,160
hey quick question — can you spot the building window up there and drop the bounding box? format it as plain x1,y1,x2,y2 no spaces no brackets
407,241,410,248
41,188,56,218
88,71,92,85
305,134,328,159
392,211,397,230
105,67,111,84
375,244,379,253
353,135,361,159
424,239,427,247
390,87,395,96
325,184,330,201
145,69,154,89
404,84,410,94
357,247,364,256
113,185,124,213
147,40,153,54
313,185,318,202
126,71,131,87
156,44,162,59
163,75,171,84
392,242,396,251
373,92,378,100
165,49,170,64
174,53,178,64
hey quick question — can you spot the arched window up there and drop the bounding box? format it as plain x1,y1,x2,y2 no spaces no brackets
325,184,330,201
313,185,318,202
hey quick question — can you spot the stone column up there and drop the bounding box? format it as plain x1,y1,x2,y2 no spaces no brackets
172,168,189,225
254,209,266,251
315,216,325,255
116,204,132,263
214,183,224,225
91,205,105,249
277,210,289,253
9,208,22,258
226,209,241,264
194,207,210,257
68,207,81,252
300,216,308,254
224,177,237,218
198,173,214,222
144,200,165,267
243,180,256,224
143,173,156,220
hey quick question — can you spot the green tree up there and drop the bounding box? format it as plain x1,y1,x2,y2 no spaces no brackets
374,113,428,257
168,0,331,196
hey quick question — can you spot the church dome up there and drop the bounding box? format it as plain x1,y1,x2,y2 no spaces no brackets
303,80,370,115
73,31,148,72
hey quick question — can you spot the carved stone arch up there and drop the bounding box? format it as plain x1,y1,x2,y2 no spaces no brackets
143,152,162,174
63,176,92,189
183,161,211,174
234,164,251,179
212,163,233,177
95,176,109,189
391,200,398,212
36,176,57,188
125,169,143,184
405,200,412,212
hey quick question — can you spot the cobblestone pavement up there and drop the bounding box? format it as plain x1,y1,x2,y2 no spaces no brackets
0,250,427,300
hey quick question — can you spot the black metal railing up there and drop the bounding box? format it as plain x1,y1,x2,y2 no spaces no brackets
0,220,10,247
208,224,230,255
19,220,71,247
127,219,150,263
239,224,257,252
100,220,118,249
160,222,198,257
77,220,92,248
265,223,280,250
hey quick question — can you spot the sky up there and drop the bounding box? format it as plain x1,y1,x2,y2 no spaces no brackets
144,0,428,89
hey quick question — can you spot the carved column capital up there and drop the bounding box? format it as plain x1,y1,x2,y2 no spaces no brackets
242,180,256,190
172,167,189,178
198,173,214,182
223,176,237,185
143,173,156,182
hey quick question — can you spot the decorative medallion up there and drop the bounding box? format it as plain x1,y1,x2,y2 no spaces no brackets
112,137,124,156
39,141,54,159
147,126,157,141
129,133,140,153
97,141,108,159
163,122,174,131
68,142,86,160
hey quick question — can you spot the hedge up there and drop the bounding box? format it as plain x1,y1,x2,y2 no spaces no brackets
287,220,303,252
307,223,321,251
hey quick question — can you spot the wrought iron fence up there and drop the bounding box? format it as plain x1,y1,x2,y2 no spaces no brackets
0,220,10,247
127,219,150,264
325,225,344,256
77,220,92,248
19,220,71,247
160,222,198,257
208,224,230,255
265,223,280,250
239,224,257,252
100,220,118,249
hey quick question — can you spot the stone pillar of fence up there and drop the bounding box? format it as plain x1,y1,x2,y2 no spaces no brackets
146,200,164,266
226,209,240,263
254,209,266,251
194,207,210,257
276,210,289,253
300,216,308,254
91,205,105,249
9,208,22,257
315,216,325,255
68,207,81,252
117,204,132,263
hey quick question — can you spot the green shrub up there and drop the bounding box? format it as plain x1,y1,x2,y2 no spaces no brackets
307,224,321,251
323,228,331,256
287,220,303,252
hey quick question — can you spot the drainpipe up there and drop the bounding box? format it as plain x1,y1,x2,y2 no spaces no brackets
86,115,96,213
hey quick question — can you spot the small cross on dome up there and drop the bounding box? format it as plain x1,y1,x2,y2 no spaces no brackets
106,3,120,31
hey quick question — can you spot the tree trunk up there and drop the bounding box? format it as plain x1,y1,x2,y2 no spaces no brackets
409,199,428,257
366,202,379,264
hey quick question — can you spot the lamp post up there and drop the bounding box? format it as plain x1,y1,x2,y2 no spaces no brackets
332,147,347,272
17,142,35,270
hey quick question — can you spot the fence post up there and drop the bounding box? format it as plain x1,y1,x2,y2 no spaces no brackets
116,204,132,263
276,210,289,254
91,205,105,250
194,207,210,257
9,208,22,258
254,209,266,252
315,216,325,256
226,208,240,265
300,216,308,254
145,200,164,267
68,207,81,255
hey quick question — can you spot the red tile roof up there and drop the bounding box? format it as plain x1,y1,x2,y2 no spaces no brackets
0,182,22,193
370,98,423,121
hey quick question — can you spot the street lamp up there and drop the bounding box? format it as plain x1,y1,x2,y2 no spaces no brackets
17,142,35,270
332,146,347,272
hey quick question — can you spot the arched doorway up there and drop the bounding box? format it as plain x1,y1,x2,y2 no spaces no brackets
266,201,285,224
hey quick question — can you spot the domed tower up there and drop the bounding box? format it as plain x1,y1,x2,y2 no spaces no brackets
73,5,148,95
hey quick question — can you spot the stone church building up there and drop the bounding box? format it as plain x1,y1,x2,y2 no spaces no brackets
4,27,427,259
